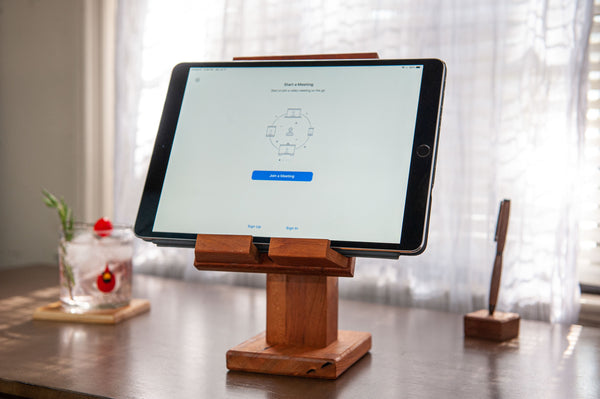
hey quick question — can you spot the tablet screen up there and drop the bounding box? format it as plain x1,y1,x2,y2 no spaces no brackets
135,59,445,258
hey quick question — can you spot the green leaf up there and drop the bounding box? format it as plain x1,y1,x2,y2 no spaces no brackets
42,189,75,242
42,189,59,207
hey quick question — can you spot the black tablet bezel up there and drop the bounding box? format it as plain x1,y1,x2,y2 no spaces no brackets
134,59,446,258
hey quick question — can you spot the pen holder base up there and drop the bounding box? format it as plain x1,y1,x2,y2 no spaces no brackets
464,309,520,341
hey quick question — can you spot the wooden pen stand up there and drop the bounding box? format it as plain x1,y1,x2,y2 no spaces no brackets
194,235,372,379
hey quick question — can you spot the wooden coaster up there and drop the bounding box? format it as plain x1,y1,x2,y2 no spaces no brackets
464,309,520,341
226,330,372,379
33,299,150,324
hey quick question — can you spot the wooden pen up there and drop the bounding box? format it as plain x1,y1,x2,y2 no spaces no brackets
489,199,510,316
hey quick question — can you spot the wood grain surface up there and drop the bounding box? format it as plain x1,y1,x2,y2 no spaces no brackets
266,274,338,347
1,266,599,398
268,238,353,269
194,234,260,264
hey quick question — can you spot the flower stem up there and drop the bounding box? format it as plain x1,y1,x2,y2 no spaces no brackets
43,189,76,299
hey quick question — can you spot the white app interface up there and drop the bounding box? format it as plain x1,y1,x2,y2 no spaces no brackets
153,65,423,243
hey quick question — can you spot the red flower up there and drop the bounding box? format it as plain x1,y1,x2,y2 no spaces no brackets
94,217,113,237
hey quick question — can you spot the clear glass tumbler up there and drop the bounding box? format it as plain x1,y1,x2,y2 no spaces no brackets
58,223,133,312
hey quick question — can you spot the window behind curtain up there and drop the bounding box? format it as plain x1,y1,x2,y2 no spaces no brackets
581,0,600,292
115,0,592,323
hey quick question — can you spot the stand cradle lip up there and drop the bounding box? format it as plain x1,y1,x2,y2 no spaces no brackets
194,235,355,277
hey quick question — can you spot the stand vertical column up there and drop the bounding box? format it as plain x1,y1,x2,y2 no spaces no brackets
266,274,338,347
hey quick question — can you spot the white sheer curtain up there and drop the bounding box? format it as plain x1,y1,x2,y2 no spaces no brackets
115,0,592,323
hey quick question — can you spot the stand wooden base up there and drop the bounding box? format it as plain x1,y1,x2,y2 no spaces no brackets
227,330,372,379
464,309,520,341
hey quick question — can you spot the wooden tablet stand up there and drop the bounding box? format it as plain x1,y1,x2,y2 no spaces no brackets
193,52,377,379
194,235,371,379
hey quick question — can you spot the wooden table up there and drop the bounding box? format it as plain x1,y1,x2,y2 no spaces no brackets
1,265,599,398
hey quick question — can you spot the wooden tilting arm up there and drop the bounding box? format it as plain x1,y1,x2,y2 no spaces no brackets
194,235,355,277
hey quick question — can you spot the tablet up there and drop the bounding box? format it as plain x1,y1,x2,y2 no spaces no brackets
134,59,446,258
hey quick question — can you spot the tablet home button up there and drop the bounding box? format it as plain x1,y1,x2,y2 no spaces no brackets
416,144,431,158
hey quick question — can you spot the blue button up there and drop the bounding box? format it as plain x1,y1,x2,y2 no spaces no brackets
252,170,313,182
